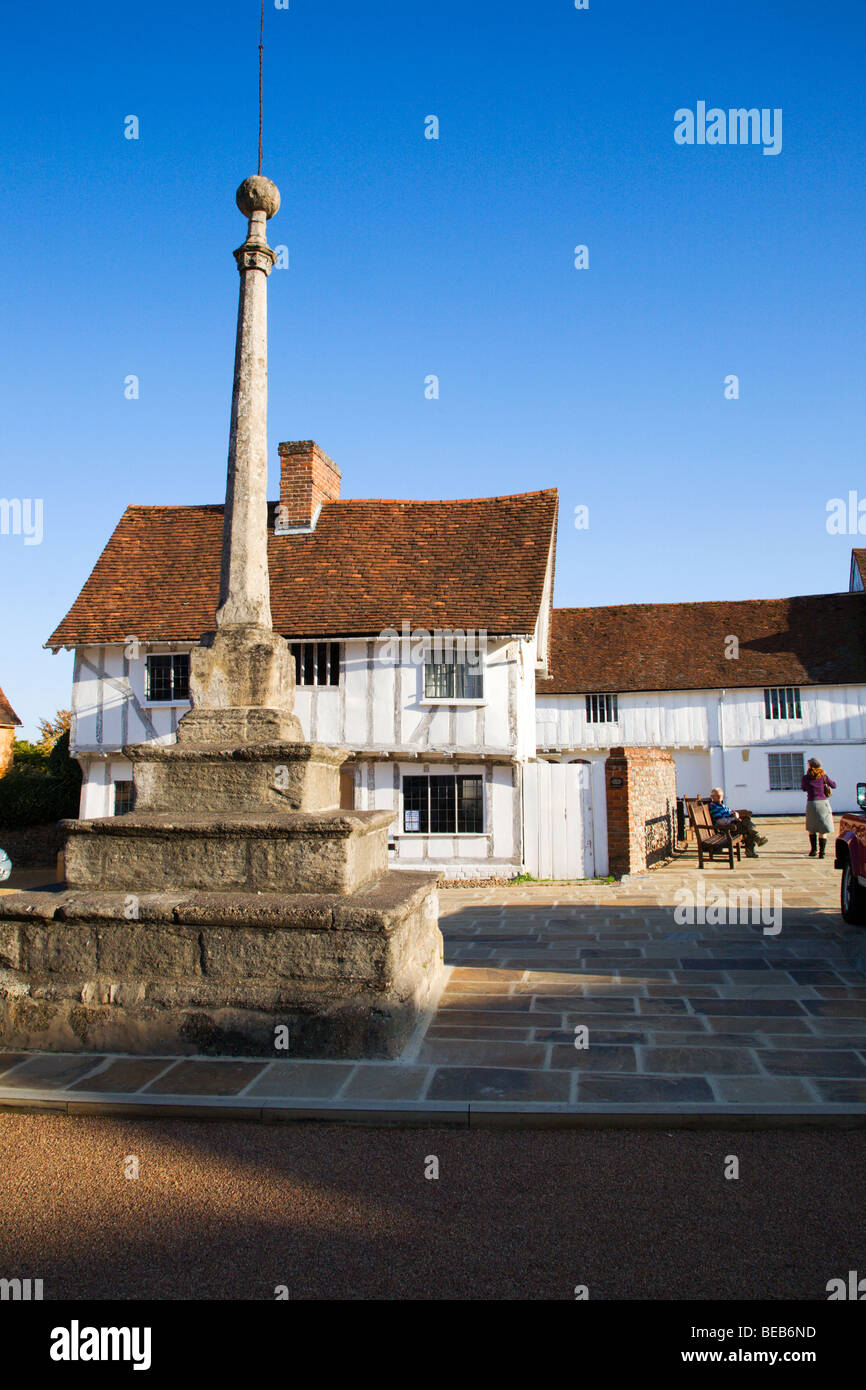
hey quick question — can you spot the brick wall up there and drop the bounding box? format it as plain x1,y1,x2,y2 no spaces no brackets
0,727,13,779
605,746,677,877
278,440,341,529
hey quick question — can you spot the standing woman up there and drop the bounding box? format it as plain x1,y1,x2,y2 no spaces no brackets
802,757,836,858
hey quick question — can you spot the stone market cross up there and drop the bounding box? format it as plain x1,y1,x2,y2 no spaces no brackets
0,177,445,1059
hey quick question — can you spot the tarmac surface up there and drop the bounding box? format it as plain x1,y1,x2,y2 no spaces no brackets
0,1110,862,1300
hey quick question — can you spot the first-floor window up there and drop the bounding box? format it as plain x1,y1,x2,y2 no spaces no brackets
403,774,484,834
764,687,802,719
424,652,483,700
291,641,340,686
145,653,190,702
585,693,618,723
768,751,804,791
114,781,135,815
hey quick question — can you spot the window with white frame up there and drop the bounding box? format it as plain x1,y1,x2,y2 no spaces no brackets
145,653,190,703
768,751,804,791
290,642,341,686
423,650,483,701
585,693,618,723
764,687,802,719
402,774,484,834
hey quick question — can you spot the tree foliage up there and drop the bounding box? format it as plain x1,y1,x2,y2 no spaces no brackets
36,709,72,752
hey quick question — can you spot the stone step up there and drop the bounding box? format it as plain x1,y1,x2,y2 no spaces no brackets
0,871,444,1058
61,808,395,895
126,739,346,813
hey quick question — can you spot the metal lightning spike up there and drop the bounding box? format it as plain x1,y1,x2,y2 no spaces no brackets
258,0,264,176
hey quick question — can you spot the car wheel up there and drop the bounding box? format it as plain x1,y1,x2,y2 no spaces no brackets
841,862,866,926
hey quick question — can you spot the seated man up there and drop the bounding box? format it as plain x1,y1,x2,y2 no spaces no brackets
707,788,767,858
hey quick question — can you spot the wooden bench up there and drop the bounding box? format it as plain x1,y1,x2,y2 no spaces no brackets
685,796,743,869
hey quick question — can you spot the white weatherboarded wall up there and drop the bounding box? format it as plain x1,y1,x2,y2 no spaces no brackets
523,760,603,880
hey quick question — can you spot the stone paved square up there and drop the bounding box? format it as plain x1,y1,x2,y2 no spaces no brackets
1,819,864,1117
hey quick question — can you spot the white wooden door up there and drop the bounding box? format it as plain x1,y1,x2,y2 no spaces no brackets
523,760,595,879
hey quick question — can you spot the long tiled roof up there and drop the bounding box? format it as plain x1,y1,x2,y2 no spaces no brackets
543,593,866,694
0,684,21,726
47,492,558,647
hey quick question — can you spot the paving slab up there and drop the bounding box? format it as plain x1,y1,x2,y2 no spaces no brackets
578,1074,716,1103
69,1058,176,1092
143,1060,267,1096
427,1066,572,1104
0,1054,107,1089
341,1065,431,1101
245,1062,356,1099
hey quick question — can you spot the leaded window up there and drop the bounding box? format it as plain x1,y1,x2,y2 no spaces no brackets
402,774,484,834
768,751,804,791
764,687,802,720
145,653,190,702
585,693,618,723
423,651,483,700
291,642,341,686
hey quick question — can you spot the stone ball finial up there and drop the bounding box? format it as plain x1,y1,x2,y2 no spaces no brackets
236,176,281,219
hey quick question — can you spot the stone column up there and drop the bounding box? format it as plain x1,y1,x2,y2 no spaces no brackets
178,176,301,746
216,186,277,627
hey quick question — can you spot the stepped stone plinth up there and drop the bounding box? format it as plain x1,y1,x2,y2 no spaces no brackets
0,727,444,1056
0,735,443,1055
0,171,445,1059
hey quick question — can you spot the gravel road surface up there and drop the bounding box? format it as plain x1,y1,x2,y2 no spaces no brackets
1,1114,862,1300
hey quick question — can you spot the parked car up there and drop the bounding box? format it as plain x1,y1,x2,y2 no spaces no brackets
835,782,866,925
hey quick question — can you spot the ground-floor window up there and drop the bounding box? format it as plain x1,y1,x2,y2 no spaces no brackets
768,751,804,791
403,774,483,834
113,780,135,815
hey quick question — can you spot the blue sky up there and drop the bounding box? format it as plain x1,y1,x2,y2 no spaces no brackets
1,0,864,736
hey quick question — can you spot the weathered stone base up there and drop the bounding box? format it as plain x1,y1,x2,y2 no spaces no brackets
0,872,444,1059
127,741,347,814
62,808,394,895
185,625,301,740
175,707,303,746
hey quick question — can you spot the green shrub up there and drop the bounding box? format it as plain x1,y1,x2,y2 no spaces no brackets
48,731,82,790
11,740,50,772
0,733,82,829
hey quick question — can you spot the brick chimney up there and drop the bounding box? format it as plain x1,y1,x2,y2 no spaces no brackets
276,440,341,532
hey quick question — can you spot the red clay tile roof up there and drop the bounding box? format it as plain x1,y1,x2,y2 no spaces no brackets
544,593,866,694
47,492,558,648
0,685,21,726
